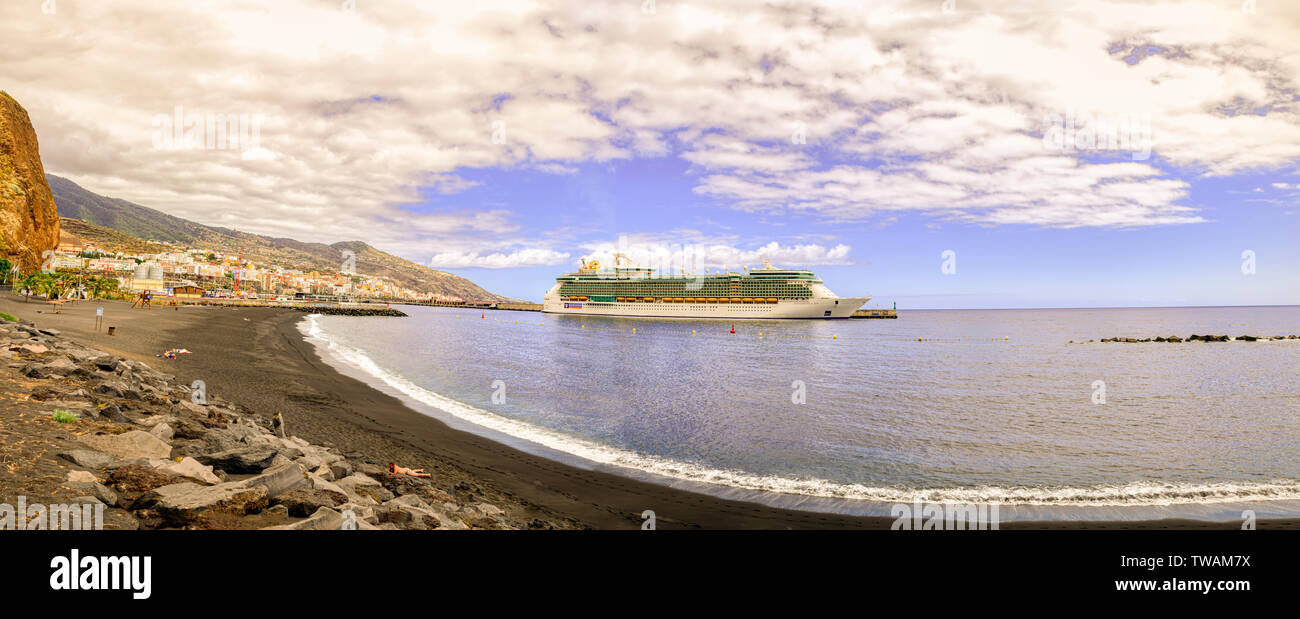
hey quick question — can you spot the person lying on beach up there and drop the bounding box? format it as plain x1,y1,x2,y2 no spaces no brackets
157,348,192,359
388,462,431,478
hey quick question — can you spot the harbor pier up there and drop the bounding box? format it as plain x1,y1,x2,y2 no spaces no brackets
850,308,898,319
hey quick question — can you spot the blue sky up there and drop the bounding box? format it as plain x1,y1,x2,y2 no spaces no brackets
6,1,1298,308
425,159,1299,307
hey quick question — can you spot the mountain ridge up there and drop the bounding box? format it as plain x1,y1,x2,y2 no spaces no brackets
48,174,512,302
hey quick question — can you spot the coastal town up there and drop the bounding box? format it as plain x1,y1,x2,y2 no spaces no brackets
34,228,466,304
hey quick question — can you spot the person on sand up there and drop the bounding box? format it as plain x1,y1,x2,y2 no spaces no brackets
388,462,431,478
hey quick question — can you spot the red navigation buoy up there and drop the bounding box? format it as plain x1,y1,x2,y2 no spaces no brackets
730,324,735,334
481,313,486,320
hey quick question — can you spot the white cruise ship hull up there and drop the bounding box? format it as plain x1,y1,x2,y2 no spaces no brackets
541,295,869,319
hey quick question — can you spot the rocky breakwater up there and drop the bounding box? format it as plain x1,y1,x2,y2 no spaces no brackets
1070,334,1299,344
3,320,528,530
293,306,408,317
0,91,61,272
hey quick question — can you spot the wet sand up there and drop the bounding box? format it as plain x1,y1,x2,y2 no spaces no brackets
3,292,1295,530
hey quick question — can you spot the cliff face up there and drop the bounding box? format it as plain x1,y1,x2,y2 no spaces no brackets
0,91,60,273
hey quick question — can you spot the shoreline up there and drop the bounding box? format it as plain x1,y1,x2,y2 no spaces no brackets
4,293,1297,529
302,313,1300,521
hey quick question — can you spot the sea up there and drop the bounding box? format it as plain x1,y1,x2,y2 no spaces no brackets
300,305,1300,521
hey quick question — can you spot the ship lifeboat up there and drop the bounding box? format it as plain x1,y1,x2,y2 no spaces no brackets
766,298,778,303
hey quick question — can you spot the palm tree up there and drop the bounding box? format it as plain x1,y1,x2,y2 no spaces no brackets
87,276,119,299
19,272,47,302
57,272,72,298
37,274,60,301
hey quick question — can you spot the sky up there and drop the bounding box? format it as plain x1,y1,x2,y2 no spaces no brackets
1,0,1297,307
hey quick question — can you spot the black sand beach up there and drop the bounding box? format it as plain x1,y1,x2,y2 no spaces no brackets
3,293,1294,530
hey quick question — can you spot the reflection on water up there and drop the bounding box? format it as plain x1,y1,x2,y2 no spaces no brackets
304,305,1300,515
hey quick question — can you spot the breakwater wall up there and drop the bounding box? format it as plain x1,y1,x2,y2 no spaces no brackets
850,309,898,319
289,306,407,317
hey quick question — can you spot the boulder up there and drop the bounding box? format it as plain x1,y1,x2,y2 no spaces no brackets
375,471,435,497
195,446,278,474
146,457,221,485
328,460,353,480
471,502,506,517
295,454,325,471
335,473,395,504
28,386,61,400
105,464,187,495
264,504,289,517
66,470,98,483
243,434,305,459
168,418,208,440
197,428,244,454
386,495,465,530
173,400,209,418
59,388,94,402
270,488,348,517
149,423,175,442
311,463,335,481
337,502,377,524
64,480,119,507
262,506,345,530
140,414,178,428
10,342,49,355
96,402,133,424
133,482,269,524
237,461,309,498
58,449,115,471
36,357,78,377
94,379,143,400
78,430,172,460
90,355,124,372
308,473,351,496
20,363,53,379
373,504,414,527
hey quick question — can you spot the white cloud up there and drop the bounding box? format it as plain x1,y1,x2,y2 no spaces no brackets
580,235,855,274
429,248,572,269
2,0,1298,264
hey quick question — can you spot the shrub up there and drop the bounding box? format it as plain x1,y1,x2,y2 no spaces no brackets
50,409,80,423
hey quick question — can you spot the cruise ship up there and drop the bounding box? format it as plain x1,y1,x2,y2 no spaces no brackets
542,254,869,319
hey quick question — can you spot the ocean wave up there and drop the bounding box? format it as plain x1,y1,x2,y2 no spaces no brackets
299,314,1300,507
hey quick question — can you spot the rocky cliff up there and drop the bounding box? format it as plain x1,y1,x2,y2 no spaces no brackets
0,91,60,273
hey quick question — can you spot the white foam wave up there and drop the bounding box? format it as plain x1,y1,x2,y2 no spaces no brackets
300,314,1300,507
